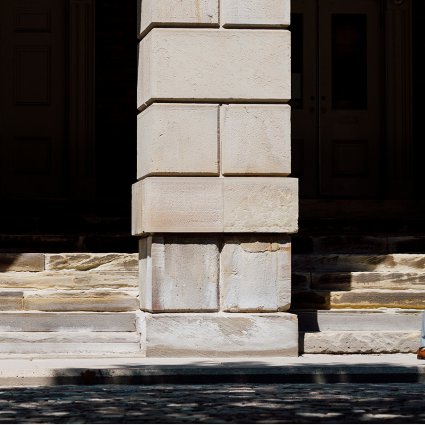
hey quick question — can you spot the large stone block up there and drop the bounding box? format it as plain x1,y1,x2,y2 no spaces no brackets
139,236,219,312
137,104,219,178
132,177,298,234
132,177,223,234
139,0,219,37
138,29,291,108
144,313,298,357
221,104,291,175
221,0,290,27
221,236,291,312
223,178,298,233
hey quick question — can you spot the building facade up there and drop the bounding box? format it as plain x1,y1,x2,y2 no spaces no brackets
0,0,424,356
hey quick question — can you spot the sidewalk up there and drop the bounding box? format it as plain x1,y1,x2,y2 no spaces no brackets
0,354,424,386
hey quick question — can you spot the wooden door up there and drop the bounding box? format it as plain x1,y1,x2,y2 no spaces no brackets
0,0,67,198
292,0,383,198
0,0,95,201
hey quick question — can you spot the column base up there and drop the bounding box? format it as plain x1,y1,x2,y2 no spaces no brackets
138,313,298,357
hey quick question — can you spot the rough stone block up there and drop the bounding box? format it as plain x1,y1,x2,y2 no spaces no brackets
0,292,23,311
138,29,291,107
46,254,138,272
24,292,139,312
221,0,290,27
139,236,219,312
221,236,291,312
137,104,219,178
145,313,298,357
221,105,291,175
0,312,137,332
302,331,420,354
223,178,298,233
132,177,298,234
132,177,223,234
139,0,219,37
0,254,44,272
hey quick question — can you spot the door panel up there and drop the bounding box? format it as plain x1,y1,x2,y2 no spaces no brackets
0,0,66,198
292,0,383,198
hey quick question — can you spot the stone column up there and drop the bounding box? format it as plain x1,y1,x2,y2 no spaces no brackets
134,0,298,357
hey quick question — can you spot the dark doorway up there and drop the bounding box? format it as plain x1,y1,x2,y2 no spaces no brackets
0,0,137,251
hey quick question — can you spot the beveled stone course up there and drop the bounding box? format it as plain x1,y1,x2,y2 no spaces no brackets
221,104,291,176
139,0,219,37
145,313,298,357
138,29,291,108
132,177,298,234
137,104,219,178
221,0,290,27
139,236,219,312
221,236,291,312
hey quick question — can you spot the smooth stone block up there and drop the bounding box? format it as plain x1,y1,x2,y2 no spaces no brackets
221,236,291,312
132,178,223,234
137,104,219,179
138,29,291,107
139,0,219,37
221,0,290,27
221,104,291,175
223,178,298,233
132,177,298,234
145,313,298,357
140,236,219,312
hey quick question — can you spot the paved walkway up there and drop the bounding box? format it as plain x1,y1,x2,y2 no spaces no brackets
0,383,424,423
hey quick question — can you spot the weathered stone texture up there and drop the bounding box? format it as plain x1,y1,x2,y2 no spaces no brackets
221,105,291,175
139,236,219,312
24,292,139,312
139,0,219,36
221,237,291,312
0,272,138,290
46,254,138,272
145,313,298,357
0,292,24,311
0,312,137,332
302,331,420,354
0,254,44,272
137,104,219,178
223,178,298,233
221,0,290,27
138,29,291,107
132,177,298,234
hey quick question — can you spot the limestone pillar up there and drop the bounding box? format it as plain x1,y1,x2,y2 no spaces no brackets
134,0,298,357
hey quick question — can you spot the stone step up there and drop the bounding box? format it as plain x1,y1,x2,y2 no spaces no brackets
293,272,425,290
292,289,425,310
301,331,420,354
295,309,423,332
293,254,425,272
0,291,139,312
0,271,138,290
293,234,425,254
0,312,137,332
0,332,141,354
